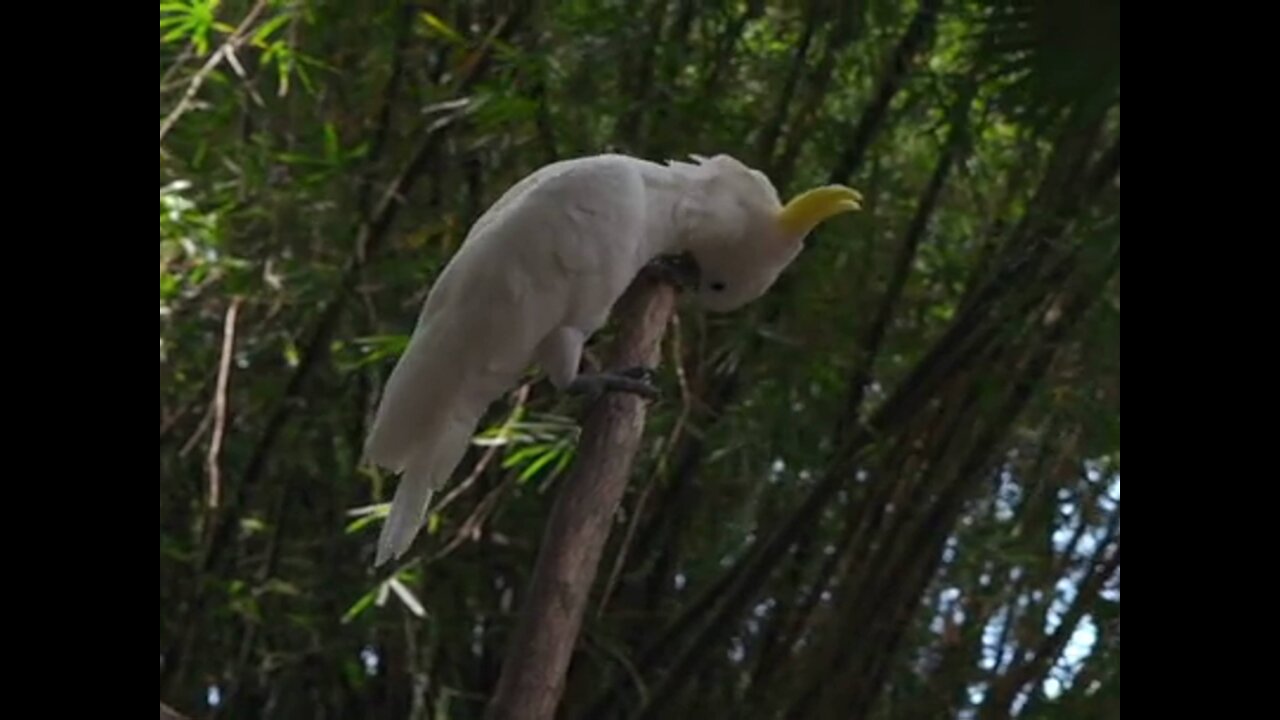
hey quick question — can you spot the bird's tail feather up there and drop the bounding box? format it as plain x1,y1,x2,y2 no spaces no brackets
373,409,478,566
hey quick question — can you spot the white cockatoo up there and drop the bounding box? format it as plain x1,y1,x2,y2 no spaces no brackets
365,153,861,565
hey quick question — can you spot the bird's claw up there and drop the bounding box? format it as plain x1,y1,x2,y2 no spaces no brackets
616,365,659,384
567,368,660,401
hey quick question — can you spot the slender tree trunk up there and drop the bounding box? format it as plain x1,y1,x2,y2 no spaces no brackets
756,0,819,165
486,270,680,720
612,0,941,662
828,0,944,185
746,81,975,695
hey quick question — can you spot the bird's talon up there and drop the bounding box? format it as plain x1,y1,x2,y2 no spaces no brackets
567,371,660,401
617,365,659,384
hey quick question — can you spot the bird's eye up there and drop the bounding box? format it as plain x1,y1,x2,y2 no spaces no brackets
709,282,726,292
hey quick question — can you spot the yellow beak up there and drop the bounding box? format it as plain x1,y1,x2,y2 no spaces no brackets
777,185,863,236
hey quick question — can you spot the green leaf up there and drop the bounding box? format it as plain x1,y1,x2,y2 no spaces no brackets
346,502,390,517
345,513,383,534
283,338,300,368
240,518,267,534
518,444,566,484
341,587,379,624
420,12,466,45
277,151,326,166
253,13,292,45
260,579,301,596
323,122,340,161
552,447,574,477
344,502,389,533
502,443,549,469
162,26,194,44
387,577,427,617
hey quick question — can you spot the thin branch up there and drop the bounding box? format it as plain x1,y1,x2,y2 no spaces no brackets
698,0,764,99
828,0,944,185
597,472,655,620
178,402,215,459
979,511,1120,719
159,40,198,89
770,0,861,189
836,76,977,439
355,0,416,219
757,0,819,167
160,702,191,720
220,45,267,109
160,374,215,443
585,633,650,707
159,0,269,144
426,474,512,565
615,0,669,148
205,297,242,514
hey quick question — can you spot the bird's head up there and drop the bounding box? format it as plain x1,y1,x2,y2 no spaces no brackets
670,154,862,313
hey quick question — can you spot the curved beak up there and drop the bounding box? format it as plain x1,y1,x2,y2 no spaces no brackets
777,185,863,236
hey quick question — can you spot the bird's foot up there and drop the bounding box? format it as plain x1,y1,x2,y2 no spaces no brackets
567,366,660,401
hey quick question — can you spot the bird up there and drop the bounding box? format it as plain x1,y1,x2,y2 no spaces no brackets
364,152,861,565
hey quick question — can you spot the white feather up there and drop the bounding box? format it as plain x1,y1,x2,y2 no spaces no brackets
363,153,822,565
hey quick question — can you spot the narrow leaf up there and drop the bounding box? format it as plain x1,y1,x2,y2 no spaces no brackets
388,578,427,617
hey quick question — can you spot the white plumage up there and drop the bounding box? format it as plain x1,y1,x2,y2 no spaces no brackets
364,153,860,565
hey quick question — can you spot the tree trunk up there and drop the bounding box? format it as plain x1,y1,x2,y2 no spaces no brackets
485,270,679,720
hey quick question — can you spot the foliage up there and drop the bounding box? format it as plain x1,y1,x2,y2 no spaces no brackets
160,1,1119,718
